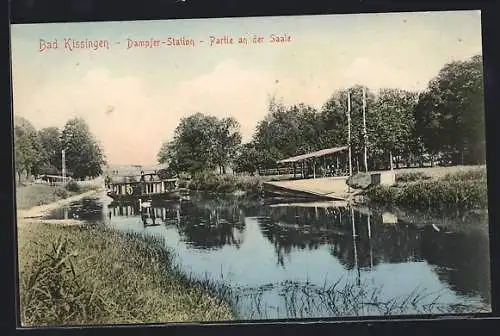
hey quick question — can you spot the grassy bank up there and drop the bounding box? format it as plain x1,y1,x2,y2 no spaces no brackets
17,221,234,326
16,182,99,210
358,166,488,211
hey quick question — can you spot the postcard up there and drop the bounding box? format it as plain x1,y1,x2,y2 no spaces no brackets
10,10,490,327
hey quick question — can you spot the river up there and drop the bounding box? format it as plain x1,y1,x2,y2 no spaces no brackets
44,192,492,320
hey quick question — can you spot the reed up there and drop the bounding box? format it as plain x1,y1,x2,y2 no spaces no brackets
364,168,488,211
18,222,234,326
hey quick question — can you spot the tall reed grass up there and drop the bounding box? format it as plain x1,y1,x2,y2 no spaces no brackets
18,222,234,326
364,168,488,211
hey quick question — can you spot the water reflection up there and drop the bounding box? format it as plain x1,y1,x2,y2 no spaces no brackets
45,194,491,316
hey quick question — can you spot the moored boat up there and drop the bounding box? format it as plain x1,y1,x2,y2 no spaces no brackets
105,172,185,202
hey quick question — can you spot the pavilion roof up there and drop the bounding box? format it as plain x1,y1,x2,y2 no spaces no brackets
276,146,348,164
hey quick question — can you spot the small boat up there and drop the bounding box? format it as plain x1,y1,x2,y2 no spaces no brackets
105,172,184,202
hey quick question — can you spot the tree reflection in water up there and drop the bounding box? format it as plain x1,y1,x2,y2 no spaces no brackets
106,196,490,307
255,202,490,304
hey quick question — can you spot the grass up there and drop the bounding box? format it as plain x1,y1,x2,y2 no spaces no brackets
395,171,432,183
215,279,489,320
17,221,234,327
363,166,488,212
16,183,99,210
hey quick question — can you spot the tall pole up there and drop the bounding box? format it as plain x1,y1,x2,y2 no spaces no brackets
347,91,352,178
362,87,368,172
61,149,66,184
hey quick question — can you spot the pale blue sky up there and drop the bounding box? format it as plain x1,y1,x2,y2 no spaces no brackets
10,10,483,165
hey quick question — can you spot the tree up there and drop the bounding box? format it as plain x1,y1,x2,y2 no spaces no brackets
320,85,377,170
35,127,63,175
414,54,485,164
233,142,261,174
60,118,105,179
370,88,418,168
13,116,43,182
157,113,243,175
252,97,322,169
213,117,242,174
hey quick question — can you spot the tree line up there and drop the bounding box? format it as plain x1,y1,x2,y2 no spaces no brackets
161,53,483,176
14,117,105,182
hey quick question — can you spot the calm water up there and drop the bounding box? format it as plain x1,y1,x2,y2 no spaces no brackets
45,193,491,320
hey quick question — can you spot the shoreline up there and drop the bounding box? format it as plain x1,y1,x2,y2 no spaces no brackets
16,188,104,227
16,187,235,325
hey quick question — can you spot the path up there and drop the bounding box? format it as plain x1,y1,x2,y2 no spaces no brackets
17,188,105,227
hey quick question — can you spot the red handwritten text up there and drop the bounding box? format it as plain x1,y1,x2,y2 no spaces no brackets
127,38,161,49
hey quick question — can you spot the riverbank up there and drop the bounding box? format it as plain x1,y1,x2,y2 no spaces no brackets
16,182,101,211
357,165,488,212
17,221,234,326
17,188,103,221
16,185,235,326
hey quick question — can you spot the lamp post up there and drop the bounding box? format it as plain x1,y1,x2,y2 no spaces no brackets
62,149,67,185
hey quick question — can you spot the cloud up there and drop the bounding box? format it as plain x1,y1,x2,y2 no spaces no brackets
341,57,428,92
16,60,275,165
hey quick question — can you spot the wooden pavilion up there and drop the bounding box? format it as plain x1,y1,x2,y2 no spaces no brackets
276,146,349,179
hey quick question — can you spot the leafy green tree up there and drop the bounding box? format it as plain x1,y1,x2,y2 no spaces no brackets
233,142,261,174
320,85,376,170
158,113,243,175
252,97,321,168
13,116,43,182
213,117,242,174
414,54,485,164
60,118,105,179
35,127,63,175
370,88,418,168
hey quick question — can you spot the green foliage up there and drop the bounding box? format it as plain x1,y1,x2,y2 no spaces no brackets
157,113,242,175
155,54,484,177
442,167,487,181
14,117,104,182
364,186,401,206
189,171,263,194
347,172,372,189
36,127,63,176
18,224,234,326
14,117,44,181
395,171,431,183
365,170,488,211
61,118,105,179
414,54,485,164
65,181,81,192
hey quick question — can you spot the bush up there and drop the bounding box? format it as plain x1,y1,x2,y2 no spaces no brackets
53,187,68,199
65,181,81,192
189,171,263,194
363,186,401,206
365,179,488,211
442,168,487,181
395,171,431,183
347,173,372,189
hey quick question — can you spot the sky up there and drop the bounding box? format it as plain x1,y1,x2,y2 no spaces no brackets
10,10,483,166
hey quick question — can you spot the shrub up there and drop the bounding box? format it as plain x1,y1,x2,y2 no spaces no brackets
442,168,487,181
365,179,488,211
65,180,81,192
347,173,372,189
363,186,401,205
189,171,263,194
53,187,68,199
395,171,431,183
